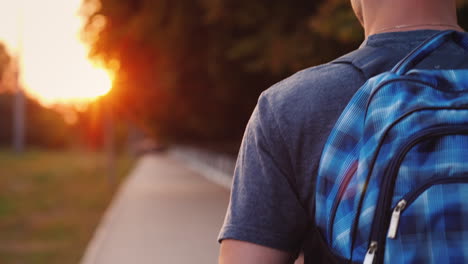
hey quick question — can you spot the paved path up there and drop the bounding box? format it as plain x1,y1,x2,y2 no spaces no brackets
81,154,231,264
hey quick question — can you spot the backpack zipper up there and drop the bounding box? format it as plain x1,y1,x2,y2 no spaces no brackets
387,177,468,239
363,241,378,264
367,125,468,264
349,107,468,261
386,200,407,239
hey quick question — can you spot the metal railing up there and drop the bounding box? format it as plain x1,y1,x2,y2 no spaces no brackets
168,146,236,189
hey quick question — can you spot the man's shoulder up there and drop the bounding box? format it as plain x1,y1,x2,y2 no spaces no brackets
264,61,358,98
259,59,365,123
258,44,402,124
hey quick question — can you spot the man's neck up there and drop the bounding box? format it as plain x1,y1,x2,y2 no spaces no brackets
362,0,462,37
369,23,464,36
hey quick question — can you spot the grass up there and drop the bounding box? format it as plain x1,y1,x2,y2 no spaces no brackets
0,149,134,264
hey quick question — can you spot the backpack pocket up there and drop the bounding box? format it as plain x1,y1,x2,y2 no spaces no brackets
364,126,468,264
384,180,468,263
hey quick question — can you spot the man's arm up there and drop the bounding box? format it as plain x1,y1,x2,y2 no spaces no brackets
217,93,308,263
219,239,295,264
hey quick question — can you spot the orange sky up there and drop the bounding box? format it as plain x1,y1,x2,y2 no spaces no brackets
0,0,112,105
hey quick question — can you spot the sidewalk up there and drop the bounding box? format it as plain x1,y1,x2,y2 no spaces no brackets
80,153,231,264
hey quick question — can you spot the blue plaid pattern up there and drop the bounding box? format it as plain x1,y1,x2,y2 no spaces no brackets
385,184,468,263
315,31,468,263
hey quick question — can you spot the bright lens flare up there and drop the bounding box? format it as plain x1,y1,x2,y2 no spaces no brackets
0,0,112,105
26,66,112,105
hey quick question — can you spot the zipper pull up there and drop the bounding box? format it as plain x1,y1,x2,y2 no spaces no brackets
387,199,407,239
363,241,378,264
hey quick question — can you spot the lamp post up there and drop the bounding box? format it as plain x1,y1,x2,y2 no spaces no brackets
104,102,115,187
12,58,25,154
12,1,25,154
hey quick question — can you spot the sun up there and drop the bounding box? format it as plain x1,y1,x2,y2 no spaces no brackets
0,0,113,105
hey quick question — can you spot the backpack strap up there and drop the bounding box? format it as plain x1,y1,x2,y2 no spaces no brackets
392,30,468,75
331,46,396,79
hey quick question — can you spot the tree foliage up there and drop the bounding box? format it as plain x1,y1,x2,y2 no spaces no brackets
82,0,468,142
0,43,10,82
0,93,72,148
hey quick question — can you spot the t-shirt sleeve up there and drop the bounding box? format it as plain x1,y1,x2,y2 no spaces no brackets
218,92,309,252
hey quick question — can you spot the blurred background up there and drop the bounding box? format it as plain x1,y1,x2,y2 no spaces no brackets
0,0,468,263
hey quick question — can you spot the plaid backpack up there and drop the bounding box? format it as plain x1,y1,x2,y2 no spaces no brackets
315,30,468,264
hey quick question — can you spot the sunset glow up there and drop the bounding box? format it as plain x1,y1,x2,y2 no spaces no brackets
0,0,112,105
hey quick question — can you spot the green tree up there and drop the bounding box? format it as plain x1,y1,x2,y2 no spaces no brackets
81,0,468,143
458,0,468,28
0,93,72,148
0,43,10,83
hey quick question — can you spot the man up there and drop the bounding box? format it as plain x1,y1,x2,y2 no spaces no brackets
218,0,467,263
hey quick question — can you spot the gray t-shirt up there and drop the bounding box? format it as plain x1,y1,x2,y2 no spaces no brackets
218,30,468,263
